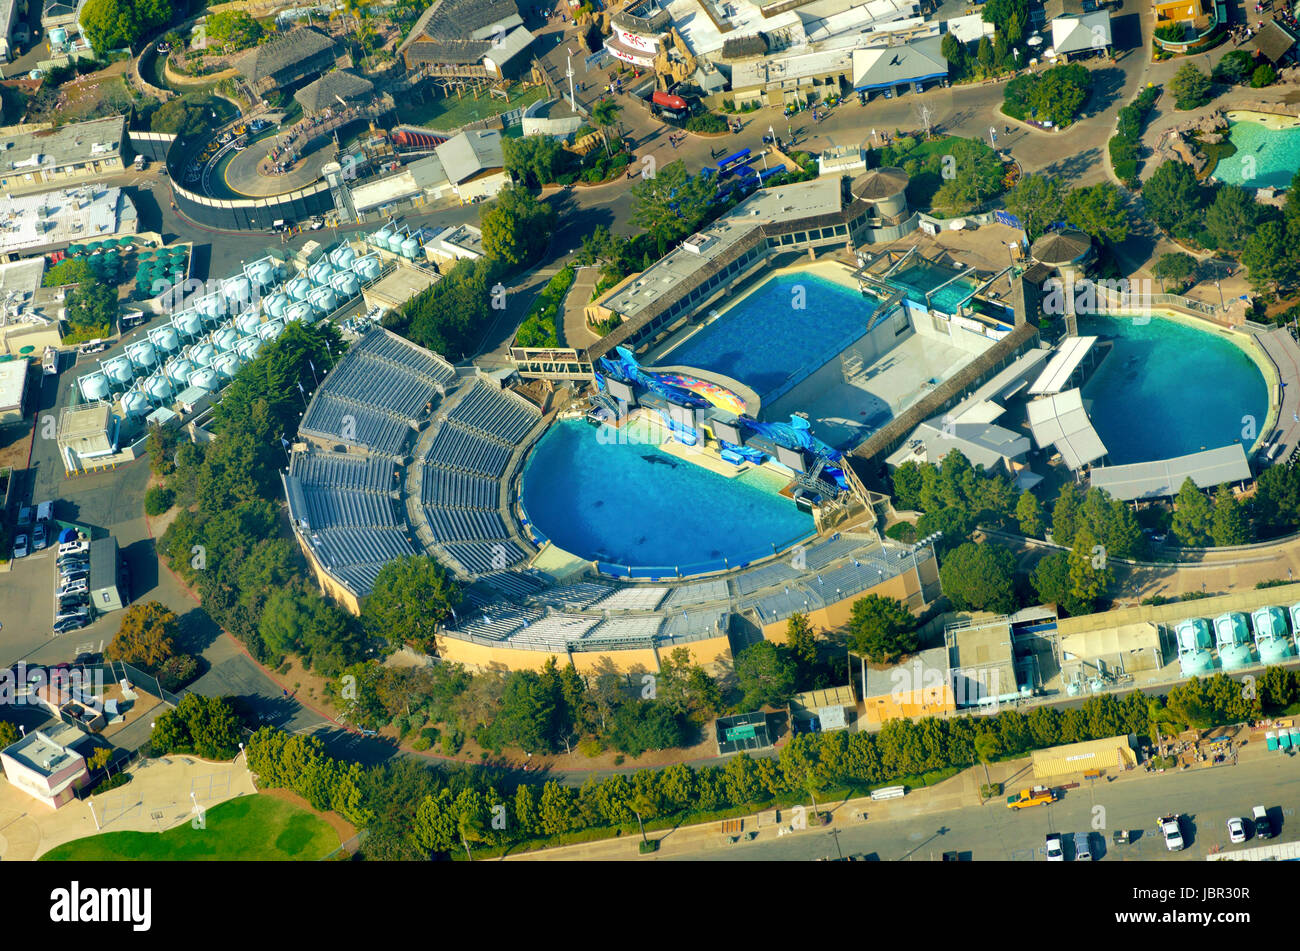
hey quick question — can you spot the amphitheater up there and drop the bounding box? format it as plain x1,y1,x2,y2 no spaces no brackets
284,327,938,673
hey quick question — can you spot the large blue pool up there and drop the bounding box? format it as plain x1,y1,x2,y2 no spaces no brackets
1079,314,1268,465
1210,115,1300,191
661,273,874,401
520,418,813,574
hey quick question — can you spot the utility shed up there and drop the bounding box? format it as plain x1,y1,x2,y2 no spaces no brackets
1031,734,1138,780
88,536,124,614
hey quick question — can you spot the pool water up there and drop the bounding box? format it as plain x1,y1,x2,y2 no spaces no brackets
1210,118,1300,190
662,273,875,401
520,418,813,572
1079,314,1268,465
890,262,977,314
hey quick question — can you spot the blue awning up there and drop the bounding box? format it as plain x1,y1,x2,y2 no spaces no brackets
854,70,947,92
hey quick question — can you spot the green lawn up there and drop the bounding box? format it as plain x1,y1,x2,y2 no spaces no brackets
395,83,546,132
40,794,340,861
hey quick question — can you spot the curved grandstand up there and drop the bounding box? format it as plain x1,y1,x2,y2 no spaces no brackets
285,327,938,672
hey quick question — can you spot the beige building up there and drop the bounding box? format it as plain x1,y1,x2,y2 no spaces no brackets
858,646,956,727
0,116,127,191
1031,733,1138,781
0,357,27,424
1060,620,1165,686
56,402,115,473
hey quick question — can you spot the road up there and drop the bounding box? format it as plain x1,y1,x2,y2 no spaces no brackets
669,753,1300,862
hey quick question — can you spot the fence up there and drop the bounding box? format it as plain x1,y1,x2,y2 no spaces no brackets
320,828,369,861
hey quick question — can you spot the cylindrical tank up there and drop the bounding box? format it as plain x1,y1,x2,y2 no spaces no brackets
373,228,392,251
223,276,252,307
264,292,289,318
213,327,240,352
196,294,226,321
235,312,262,336
151,326,180,352
286,301,314,323
247,260,276,288
122,390,149,418
287,276,312,301
307,286,337,313
103,356,134,386
400,236,420,260
145,374,172,402
189,343,216,367
386,231,407,253
330,245,356,269
190,367,219,392
79,373,110,401
330,271,360,297
126,341,158,370
236,336,263,360
166,359,196,387
174,311,202,337
214,352,242,379
352,256,381,282
258,320,284,341
308,260,335,285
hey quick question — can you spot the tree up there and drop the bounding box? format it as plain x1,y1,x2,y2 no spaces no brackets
1151,251,1196,291
786,612,817,673
65,281,118,334
364,555,461,653
630,159,718,251
1051,482,1082,548
1028,63,1091,126
1210,483,1249,547
1141,159,1203,234
150,94,216,138
591,98,622,156
1015,490,1044,538
206,10,263,51
1242,220,1298,293
1063,182,1128,246
1251,63,1277,88
847,594,917,664
0,719,18,748
734,641,798,710
976,35,995,74
1067,526,1109,612
1170,62,1212,110
1213,50,1254,85
503,135,570,188
892,460,924,511
480,184,556,269
931,137,1004,215
81,0,174,55
1171,478,1213,547
941,32,966,75
940,542,1019,614
1030,551,1072,609
106,601,179,670
1005,174,1067,242
43,259,93,288
974,732,1001,790
149,693,243,760
1204,185,1262,252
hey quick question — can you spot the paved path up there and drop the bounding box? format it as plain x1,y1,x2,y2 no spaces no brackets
560,264,600,349
1254,327,1300,463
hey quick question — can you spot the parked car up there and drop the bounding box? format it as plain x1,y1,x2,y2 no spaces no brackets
1158,814,1185,851
57,555,88,568
53,616,89,634
1044,833,1064,861
1073,832,1092,861
58,581,88,597
32,523,47,550
58,539,89,556
59,570,89,585
1227,816,1247,844
13,534,28,558
1253,805,1275,839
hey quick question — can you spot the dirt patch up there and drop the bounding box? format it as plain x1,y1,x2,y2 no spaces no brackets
0,419,33,476
256,786,357,844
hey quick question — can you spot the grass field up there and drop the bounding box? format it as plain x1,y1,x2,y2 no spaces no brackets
40,794,340,861
395,82,546,132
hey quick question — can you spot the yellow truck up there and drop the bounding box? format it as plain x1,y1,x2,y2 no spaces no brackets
1006,785,1057,810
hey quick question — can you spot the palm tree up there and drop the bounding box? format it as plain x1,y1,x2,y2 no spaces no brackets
974,732,1001,798
592,98,622,157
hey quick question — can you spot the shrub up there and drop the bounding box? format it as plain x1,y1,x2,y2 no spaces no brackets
578,736,604,758
885,521,917,544
144,485,175,516
157,653,199,692
411,735,432,751
685,112,728,133
440,730,463,756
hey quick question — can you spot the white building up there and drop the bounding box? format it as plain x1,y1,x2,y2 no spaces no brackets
0,184,138,261
1,723,90,809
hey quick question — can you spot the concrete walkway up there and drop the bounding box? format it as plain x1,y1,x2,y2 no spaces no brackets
561,265,600,349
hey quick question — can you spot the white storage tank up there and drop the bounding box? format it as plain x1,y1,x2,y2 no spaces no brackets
174,310,202,337
166,358,196,387
264,292,289,318
236,336,263,360
190,367,219,392
196,294,226,320
191,343,217,367
145,374,173,403
103,356,134,386
258,320,284,340
285,301,314,323
307,286,337,313
122,390,150,418
330,245,356,269
126,341,158,370
247,259,277,288
150,326,180,353
78,372,110,401
308,259,335,285
330,271,360,297
386,231,408,253
236,312,262,336
213,327,240,352
287,276,312,301
352,256,381,282
223,276,252,307
214,352,242,379
373,227,392,251
400,236,420,260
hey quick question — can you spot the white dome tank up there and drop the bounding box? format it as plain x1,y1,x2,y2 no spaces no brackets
126,341,158,370
385,231,407,253
247,260,276,288
352,256,381,281
223,276,252,307
174,311,202,337
285,301,314,323
214,352,242,379
258,320,284,340
103,356,134,386
213,327,240,352
308,260,335,285
145,374,173,402
196,294,226,320
287,276,312,301
150,326,180,352
79,373,110,401
264,292,289,318
166,358,196,387
236,336,263,360
330,245,356,269
373,227,392,250
307,286,337,313
236,312,262,336
400,236,420,259
122,390,150,418
190,367,219,392
190,343,216,367
330,271,360,297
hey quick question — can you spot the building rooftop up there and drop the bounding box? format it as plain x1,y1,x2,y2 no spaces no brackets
0,358,25,411
1051,9,1113,54
435,130,504,184
852,166,909,200
863,646,949,698
235,26,337,83
1089,444,1252,501
0,185,137,257
1031,228,1092,265
57,401,112,442
399,0,523,55
293,68,375,113
0,116,126,175
1255,19,1299,63
89,535,116,593
365,261,441,309
1025,388,1107,469
852,35,948,90
2,722,86,777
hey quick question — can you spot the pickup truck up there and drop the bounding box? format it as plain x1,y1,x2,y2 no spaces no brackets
1007,785,1057,810
1158,814,1185,851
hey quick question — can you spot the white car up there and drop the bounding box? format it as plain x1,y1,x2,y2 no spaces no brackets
1044,833,1064,861
1227,817,1246,844
1158,814,1185,851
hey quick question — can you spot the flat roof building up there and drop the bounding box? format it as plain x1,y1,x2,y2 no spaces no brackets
89,534,124,613
789,684,857,731
362,260,441,313
56,401,116,473
858,646,955,726
1060,620,1164,686
0,184,138,261
1,722,90,808
1089,444,1252,501
0,116,128,191
0,356,26,423
947,616,1023,706
1031,734,1137,780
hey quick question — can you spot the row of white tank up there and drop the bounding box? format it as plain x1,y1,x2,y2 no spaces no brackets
370,225,425,261
77,246,382,415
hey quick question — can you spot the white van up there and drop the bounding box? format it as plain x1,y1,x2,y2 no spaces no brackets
36,500,53,523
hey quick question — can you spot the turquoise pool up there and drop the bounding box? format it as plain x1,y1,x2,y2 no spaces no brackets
520,418,813,574
1210,116,1300,190
889,262,978,314
1079,314,1268,465
661,273,874,402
